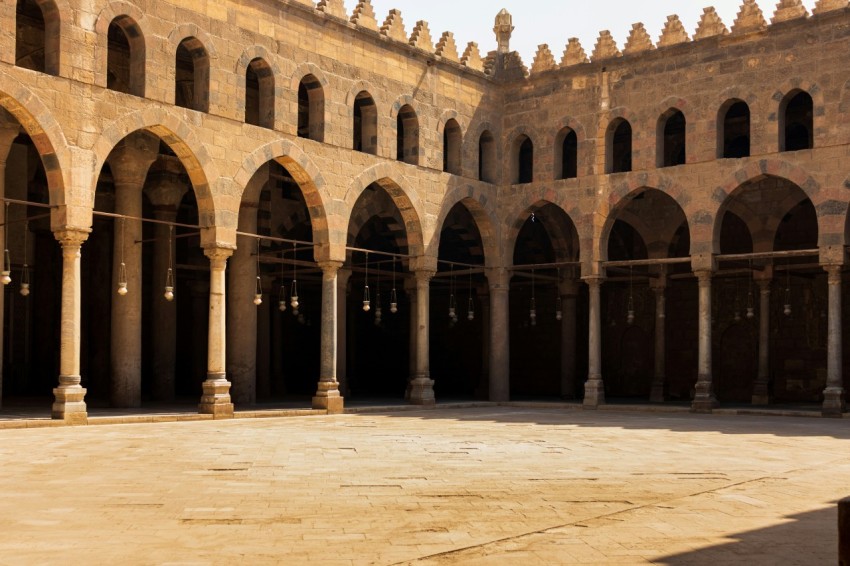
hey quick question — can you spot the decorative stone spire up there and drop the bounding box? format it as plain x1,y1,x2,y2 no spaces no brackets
350,0,378,31
436,32,460,62
592,30,621,61
624,23,654,55
561,38,588,67
772,0,808,22
410,21,434,52
694,7,729,39
494,9,514,54
316,0,347,19
381,9,408,42
530,44,557,73
461,42,483,71
813,0,848,14
658,15,690,47
732,0,768,34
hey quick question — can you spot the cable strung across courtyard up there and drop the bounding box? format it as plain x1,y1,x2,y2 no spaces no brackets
0,0,848,422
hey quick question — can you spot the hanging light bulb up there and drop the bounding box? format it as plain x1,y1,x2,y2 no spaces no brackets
374,290,382,324
466,269,475,321
117,217,128,296
19,220,29,297
626,266,634,325
1,203,11,286
555,296,563,321
362,251,371,312
390,257,398,314
529,268,537,326
253,239,263,306
290,242,299,314
164,225,175,301
277,247,286,311
448,264,456,320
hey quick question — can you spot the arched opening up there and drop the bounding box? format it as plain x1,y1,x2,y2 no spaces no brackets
715,176,821,405
478,130,496,183
720,100,750,159
659,109,686,168
607,119,632,174
107,16,145,97
511,203,584,399
515,135,533,184
298,74,325,142
245,58,274,129
603,189,691,401
780,91,813,152
175,37,210,113
346,183,413,400
443,119,462,175
396,105,419,165
15,0,59,75
555,128,578,180
353,91,377,155
433,202,486,399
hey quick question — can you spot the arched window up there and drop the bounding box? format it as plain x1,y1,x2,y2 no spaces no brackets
555,128,578,180
175,37,210,112
353,91,377,155
16,0,60,75
245,58,274,129
608,119,632,174
780,91,813,152
107,16,145,96
396,105,419,165
659,109,686,167
298,74,325,142
516,135,534,184
443,119,462,175
720,100,750,158
479,130,496,183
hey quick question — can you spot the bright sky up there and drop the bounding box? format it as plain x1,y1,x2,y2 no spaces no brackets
349,1,819,66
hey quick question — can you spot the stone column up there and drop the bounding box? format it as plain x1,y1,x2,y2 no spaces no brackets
199,247,234,417
145,174,186,402
227,202,259,405
409,269,436,405
336,268,352,397
478,285,491,399
0,124,19,409
404,277,417,401
649,274,667,403
52,229,90,423
108,139,157,408
487,267,510,402
823,265,845,417
313,261,344,413
693,270,718,412
752,278,772,405
583,276,605,407
559,280,579,399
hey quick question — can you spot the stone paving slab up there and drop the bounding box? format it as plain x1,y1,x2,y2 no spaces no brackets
0,408,847,564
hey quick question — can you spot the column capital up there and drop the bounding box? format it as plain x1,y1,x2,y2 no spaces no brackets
145,172,188,210
318,260,343,276
581,275,604,288
486,266,510,290
204,245,234,263
757,278,772,292
413,269,436,283
825,264,844,284
53,228,90,248
694,270,713,285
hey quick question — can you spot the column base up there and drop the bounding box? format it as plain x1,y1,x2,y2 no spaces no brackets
691,378,718,413
751,381,770,406
822,387,846,417
649,381,665,403
313,380,344,414
198,373,234,418
51,378,87,424
583,378,605,408
751,394,771,406
409,377,436,406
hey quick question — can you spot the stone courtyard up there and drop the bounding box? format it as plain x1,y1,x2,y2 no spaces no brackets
0,407,846,564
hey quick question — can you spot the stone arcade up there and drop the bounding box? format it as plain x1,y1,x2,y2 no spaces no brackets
0,0,848,423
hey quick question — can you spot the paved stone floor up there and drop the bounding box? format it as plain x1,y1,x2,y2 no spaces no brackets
0,408,847,565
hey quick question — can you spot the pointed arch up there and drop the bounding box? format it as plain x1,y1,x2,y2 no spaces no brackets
431,185,499,267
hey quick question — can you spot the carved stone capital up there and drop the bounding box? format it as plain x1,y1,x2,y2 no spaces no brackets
53,228,91,249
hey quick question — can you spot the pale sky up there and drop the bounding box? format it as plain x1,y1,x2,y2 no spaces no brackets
348,1,819,66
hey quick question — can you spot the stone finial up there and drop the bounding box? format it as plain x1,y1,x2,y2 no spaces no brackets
350,0,378,31
732,0,768,34
592,30,621,61
461,42,483,71
772,0,808,22
380,9,408,42
316,0,347,19
561,38,588,67
494,8,514,54
694,7,729,39
624,23,654,54
436,32,460,62
813,0,847,14
658,15,690,47
530,44,557,73
410,21,434,52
